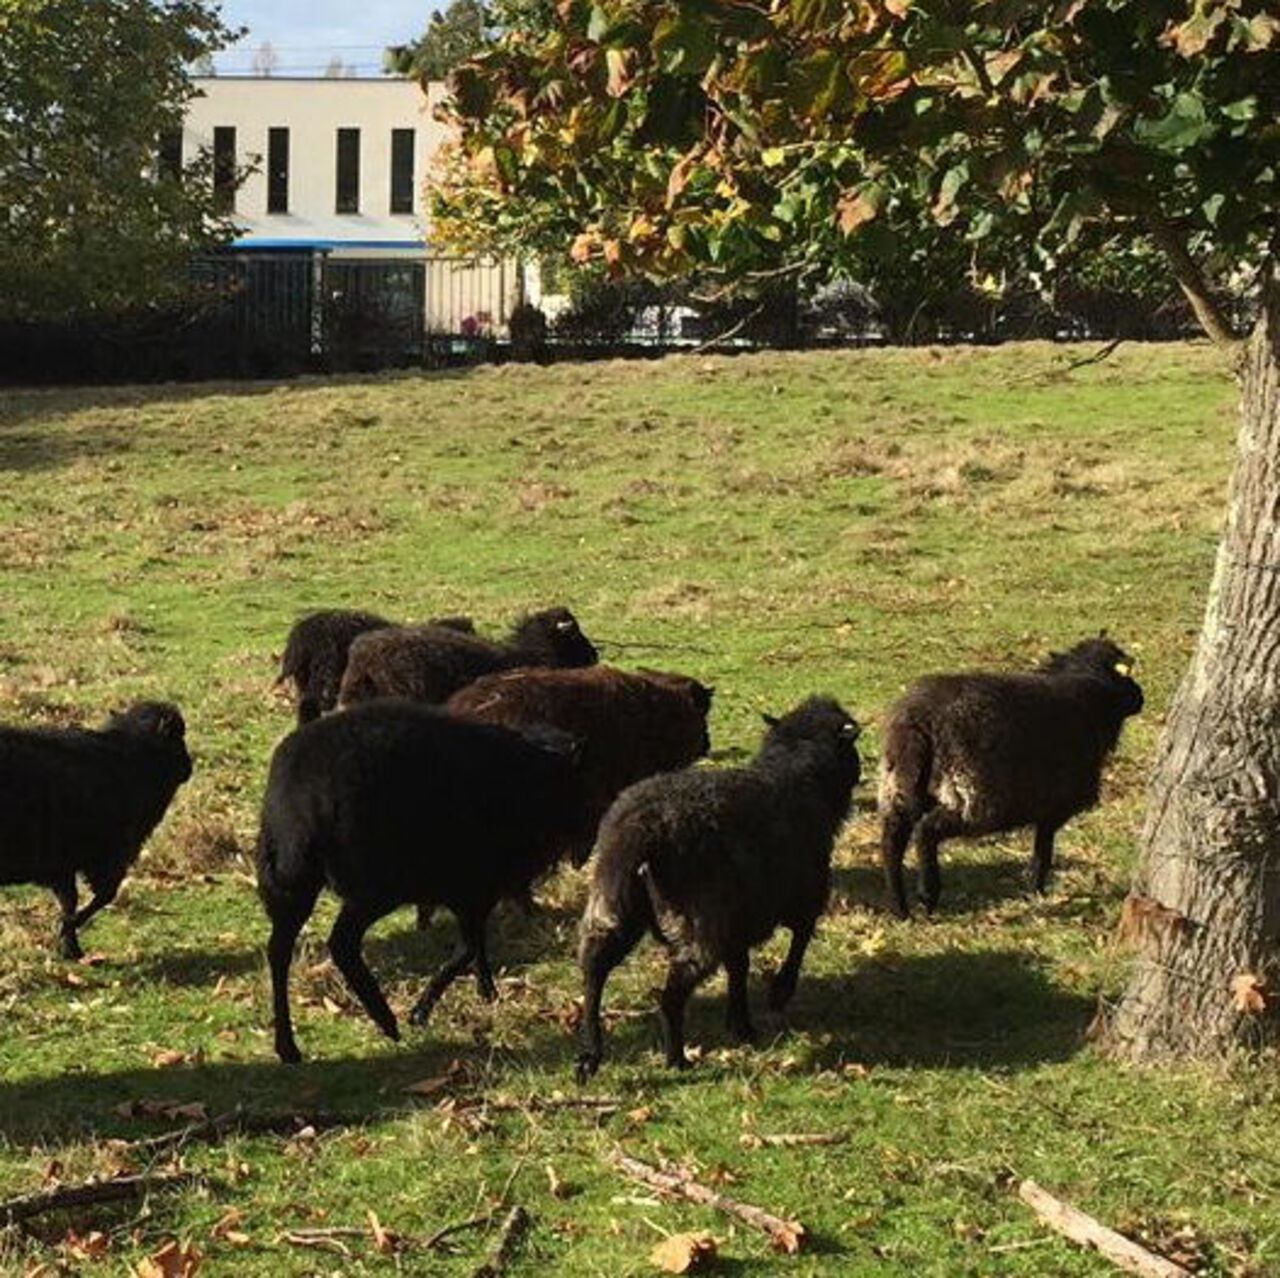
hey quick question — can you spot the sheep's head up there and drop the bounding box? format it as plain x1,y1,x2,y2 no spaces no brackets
108,701,194,780
761,695,862,791
516,607,599,668
1044,636,1144,717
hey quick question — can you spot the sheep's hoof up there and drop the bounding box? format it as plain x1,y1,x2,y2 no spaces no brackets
380,1018,401,1043
409,999,435,1027
574,1053,601,1084
57,934,83,962
665,1052,693,1071
277,1041,303,1065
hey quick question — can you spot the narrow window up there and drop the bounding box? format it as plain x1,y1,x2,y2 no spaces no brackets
390,128,415,214
213,126,236,213
158,128,182,182
336,127,360,214
267,127,289,213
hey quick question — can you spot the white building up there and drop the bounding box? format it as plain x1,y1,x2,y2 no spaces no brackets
181,76,520,333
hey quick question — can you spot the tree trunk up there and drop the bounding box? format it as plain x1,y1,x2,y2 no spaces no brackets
1106,269,1280,1061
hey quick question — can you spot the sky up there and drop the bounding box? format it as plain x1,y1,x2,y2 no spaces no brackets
212,0,441,76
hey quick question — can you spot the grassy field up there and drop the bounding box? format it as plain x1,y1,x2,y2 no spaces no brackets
0,342,1273,1276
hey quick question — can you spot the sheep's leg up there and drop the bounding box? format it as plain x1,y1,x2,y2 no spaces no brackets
267,895,318,1065
409,912,488,1025
576,917,644,1083
1031,823,1059,895
724,948,757,1045
659,957,710,1070
328,903,400,1043
915,809,962,914
72,873,122,936
52,876,82,961
881,807,915,920
768,920,814,1011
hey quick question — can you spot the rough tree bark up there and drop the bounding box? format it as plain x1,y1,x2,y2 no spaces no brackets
1107,266,1280,1061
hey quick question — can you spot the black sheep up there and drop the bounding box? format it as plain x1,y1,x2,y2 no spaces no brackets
338,607,598,708
447,664,714,866
878,636,1144,918
576,696,861,1079
0,702,192,958
256,699,582,1063
278,609,475,725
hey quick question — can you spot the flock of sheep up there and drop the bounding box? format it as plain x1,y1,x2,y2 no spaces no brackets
0,604,1144,1074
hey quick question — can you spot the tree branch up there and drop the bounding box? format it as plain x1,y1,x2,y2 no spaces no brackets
1144,211,1243,350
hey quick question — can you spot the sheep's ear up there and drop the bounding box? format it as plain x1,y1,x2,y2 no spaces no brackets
761,712,780,728
1097,627,1109,639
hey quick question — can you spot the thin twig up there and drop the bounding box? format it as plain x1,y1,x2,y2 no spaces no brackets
471,1205,530,1278
423,1212,492,1250
613,1151,807,1253
690,303,767,356
0,1172,197,1224
1065,337,1124,372
740,1131,848,1149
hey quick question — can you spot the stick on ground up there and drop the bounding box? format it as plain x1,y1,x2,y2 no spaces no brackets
1017,1179,1192,1278
471,1205,530,1277
0,1171,197,1224
613,1151,807,1254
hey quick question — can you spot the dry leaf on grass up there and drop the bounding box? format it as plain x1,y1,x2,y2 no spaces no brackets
210,1209,251,1246
650,1232,718,1273
152,1049,200,1069
135,1239,202,1278
546,1163,573,1199
1231,971,1269,1015
62,1229,111,1260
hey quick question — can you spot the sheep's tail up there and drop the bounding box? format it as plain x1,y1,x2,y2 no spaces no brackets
635,859,670,945
579,840,664,955
877,721,933,814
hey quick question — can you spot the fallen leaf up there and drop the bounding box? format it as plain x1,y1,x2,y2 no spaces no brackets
62,1228,111,1260
152,1049,193,1068
626,1106,654,1126
546,1163,572,1199
135,1239,202,1278
770,1220,807,1254
209,1209,243,1240
1231,971,1269,1015
650,1231,717,1273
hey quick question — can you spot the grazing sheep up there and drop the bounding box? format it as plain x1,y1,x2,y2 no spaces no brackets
576,696,861,1079
338,607,598,708
278,609,475,725
878,636,1144,918
447,665,714,866
0,702,192,958
256,699,582,1064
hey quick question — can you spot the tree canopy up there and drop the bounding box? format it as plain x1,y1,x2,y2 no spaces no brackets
0,0,241,321
431,0,1279,338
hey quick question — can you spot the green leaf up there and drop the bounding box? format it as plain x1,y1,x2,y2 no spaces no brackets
1132,91,1216,154
653,7,717,75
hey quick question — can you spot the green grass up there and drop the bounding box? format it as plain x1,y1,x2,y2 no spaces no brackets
0,342,1274,1275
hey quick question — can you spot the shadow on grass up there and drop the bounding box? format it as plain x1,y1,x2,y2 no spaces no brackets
0,426,134,473
596,948,1093,1077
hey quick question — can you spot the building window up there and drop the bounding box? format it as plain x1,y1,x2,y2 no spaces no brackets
213,126,236,213
390,128,415,214
268,127,289,213
336,127,360,214
158,128,182,182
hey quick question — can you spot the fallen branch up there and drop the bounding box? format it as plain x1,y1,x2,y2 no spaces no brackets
613,1151,806,1254
449,1095,623,1116
126,1106,353,1154
279,1228,359,1257
472,1205,530,1277
740,1131,848,1149
689,303,767,356
1017,1180,1192,1278
0,1171,197,1224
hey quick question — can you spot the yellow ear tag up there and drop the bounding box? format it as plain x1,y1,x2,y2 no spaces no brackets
1114,661,1132,677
